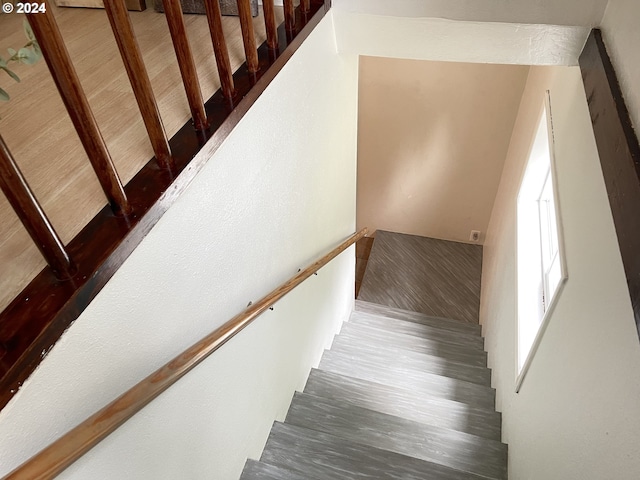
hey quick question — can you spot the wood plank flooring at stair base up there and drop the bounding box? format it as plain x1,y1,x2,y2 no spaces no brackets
319,349,496,410
304,369,502,441
355,299,481,335
261,422,490,480
240,459,308,480
358,231,482,324
286,392,507,480
340,321,488,367
331,334,491,386
350,310,485,350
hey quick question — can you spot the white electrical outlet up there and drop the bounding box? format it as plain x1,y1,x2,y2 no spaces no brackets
470,230,481,242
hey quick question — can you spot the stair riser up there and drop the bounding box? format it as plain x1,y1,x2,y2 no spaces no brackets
319,351,496,410
331,337,491,386
340,323,488,368
350,311,484,350
344,320,485,355
304,369,501,440
355,300,481,335
240,459,308,480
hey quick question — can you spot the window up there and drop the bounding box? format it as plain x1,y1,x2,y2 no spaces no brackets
515,92,567,392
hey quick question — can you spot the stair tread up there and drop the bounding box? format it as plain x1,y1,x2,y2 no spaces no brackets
305,369,501,440
319,349,495,409
240,459,309,480
262,421,491,480
286,392,507,480
355,299,481,334
350,310,484,349
332,334,491,386
340,321,487,367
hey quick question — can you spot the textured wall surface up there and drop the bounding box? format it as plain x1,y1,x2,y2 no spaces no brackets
333,0,608,26
0,15,359,480
480,65,640,479
334,13,590,66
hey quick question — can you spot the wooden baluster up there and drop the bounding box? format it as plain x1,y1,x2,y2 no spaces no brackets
161,0,209,132
203,0,235,101
283,0,295,33
103,0,174,171
262,0,278,50
0,135,75,279
236,0,259,74
26,6,130,216
300,0,310,13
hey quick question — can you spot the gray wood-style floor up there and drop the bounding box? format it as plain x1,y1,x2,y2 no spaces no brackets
358,231,483,324
240,234,506,479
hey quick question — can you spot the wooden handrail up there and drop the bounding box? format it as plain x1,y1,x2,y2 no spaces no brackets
3,228,367,479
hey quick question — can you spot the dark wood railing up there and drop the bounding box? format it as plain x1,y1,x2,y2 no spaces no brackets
0,136,75,279
26,7,132,215
104,0,174,170
0,0,331,411
162,0,209,132
3,228,366,480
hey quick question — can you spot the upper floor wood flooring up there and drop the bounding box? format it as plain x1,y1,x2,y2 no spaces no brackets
0,3,284,313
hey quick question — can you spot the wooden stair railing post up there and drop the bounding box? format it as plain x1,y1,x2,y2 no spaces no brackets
103,0,174,171
301,0,310,13
236,0,259,74
203,0,235,101
26,5,131,216
262,0,278,50
283,0,295,33
161,0,209,132
0,135,75,279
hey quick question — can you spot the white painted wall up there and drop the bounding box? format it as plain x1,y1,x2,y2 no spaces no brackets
0,14,359,479
356,56,528,243
480,65,640,479
600,0,640,131
333,0,608,27
333,12,589,66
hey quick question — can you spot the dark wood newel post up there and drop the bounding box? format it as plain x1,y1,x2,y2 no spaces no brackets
161,0,209,132
0,135,75,279
236,0,259,73
26,4,131,216
103,0,174,171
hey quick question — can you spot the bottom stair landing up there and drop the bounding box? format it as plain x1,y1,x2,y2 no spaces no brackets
240,300,506,479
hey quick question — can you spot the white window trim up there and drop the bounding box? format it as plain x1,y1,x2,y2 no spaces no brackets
515,91,568,393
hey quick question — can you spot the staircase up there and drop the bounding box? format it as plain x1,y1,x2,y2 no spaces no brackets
240,299,507,479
